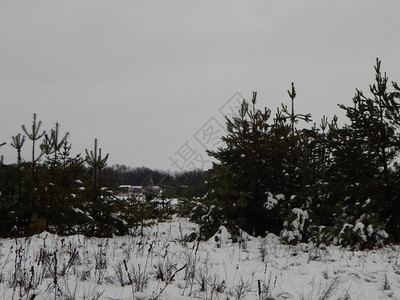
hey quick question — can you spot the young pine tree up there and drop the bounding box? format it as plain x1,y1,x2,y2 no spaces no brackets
21,113,45,209
10,133,26,202
333,58,400,247
207,92,282,237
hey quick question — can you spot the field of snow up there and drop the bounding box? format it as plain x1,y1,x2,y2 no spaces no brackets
0,217,399,299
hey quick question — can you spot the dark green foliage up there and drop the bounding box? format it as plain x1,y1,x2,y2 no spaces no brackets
200,59,400,249
2,59,400,250
0,115,207,238
21,113,46,209
207,92,283,236
176,196,225,240
329,58,400,247
102,165,205,194
1,118,139,237
11,133,25,164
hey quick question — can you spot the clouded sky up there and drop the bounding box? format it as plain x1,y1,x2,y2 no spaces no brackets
1,1,400,171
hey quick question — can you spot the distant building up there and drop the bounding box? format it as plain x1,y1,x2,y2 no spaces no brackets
143,185,162,197
131,186,144,196
117,184,162,197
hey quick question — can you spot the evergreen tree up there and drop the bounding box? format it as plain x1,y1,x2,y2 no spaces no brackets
85,138,109,203
21,113,45,209
332,58,400,247
207,92,282,236
40,122,70,209
37,123,89,234
10,133,26,203
85,139,122,237
274,83,312,199
10,134,25,164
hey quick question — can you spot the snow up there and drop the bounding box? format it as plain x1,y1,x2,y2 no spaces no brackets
354,221,365,232
210,225,232,247
72,207,84,214
378,229,389,239
0,217,399,299
265,193,284,210
367,224,374,236
281,208,309,243
340,223,353,235
363,198,371,208
353,222,367,242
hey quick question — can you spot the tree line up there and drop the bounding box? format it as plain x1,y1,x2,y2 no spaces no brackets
102,164,204,189
1,58,399,249
194,58,400,249
0,115,204,237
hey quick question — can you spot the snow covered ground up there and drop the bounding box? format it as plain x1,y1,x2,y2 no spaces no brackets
0,217,399,299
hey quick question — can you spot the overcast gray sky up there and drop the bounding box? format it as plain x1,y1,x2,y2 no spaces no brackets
1,1,400,171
